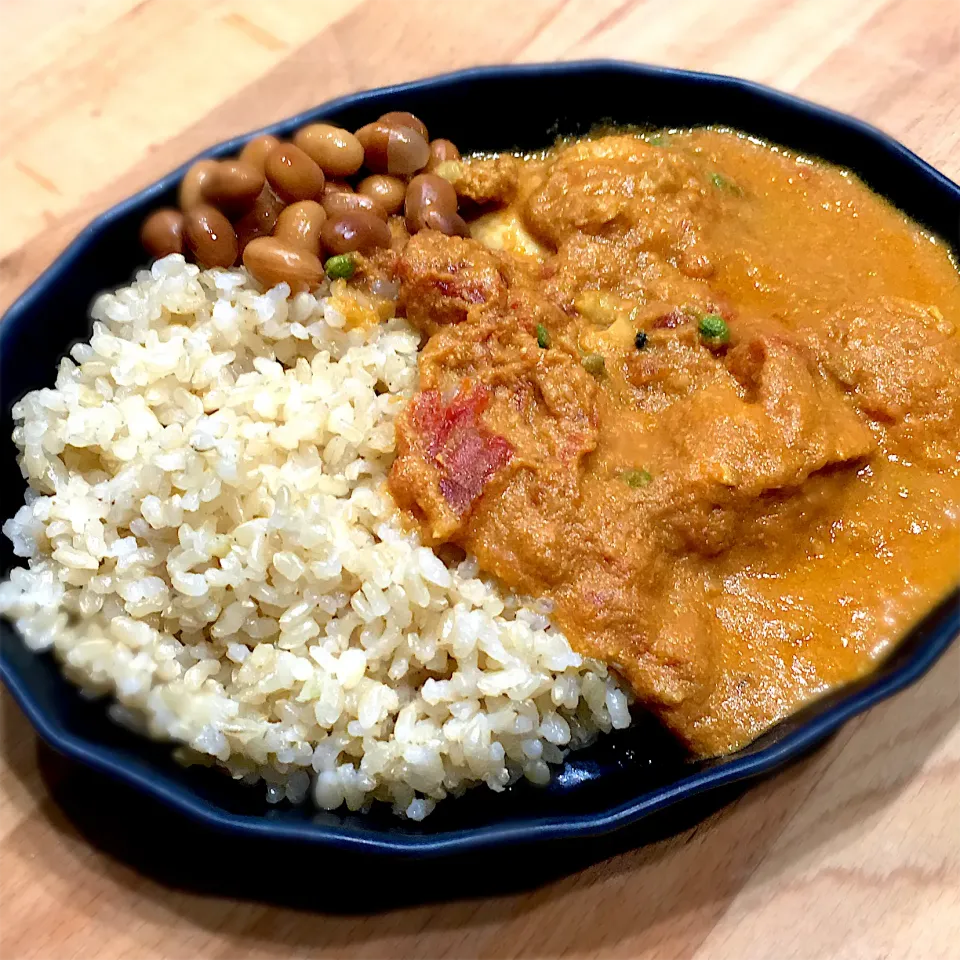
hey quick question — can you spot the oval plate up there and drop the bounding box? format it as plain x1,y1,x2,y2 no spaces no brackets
2,61,958,861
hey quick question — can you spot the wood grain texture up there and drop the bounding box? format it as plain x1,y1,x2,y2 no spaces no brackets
0,2,958,958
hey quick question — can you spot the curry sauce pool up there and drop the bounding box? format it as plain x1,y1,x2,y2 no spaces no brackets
2,122,959,816
388,128,960,757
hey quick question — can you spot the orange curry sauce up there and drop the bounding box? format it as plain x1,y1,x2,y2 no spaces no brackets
383,128,960,755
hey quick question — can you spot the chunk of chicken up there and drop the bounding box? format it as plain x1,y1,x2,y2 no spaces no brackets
810,297,960,470
395,230,507,335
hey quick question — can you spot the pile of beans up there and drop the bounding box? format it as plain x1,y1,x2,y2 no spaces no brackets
140,111,464,292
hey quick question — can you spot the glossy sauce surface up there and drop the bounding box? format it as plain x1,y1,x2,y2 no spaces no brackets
386,129,960,755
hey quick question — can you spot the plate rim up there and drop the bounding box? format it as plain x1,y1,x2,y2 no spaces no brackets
2,59,958,857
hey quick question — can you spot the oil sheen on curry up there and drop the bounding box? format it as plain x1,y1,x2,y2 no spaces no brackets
378,128,960,757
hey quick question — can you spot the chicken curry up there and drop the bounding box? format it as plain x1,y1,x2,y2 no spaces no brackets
379,128,960,756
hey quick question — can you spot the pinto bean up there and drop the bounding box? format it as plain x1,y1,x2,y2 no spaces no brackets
206,160,265,214
238,134,281,174
355,122,430,176
273,200,326,256
243,236,323,293
293,123,365,177
404,173,458,232
320,211,392,254
378,111,428,141
422,207,469,237
265,143,325,202
140,209,184,258
178,159,218,211
322,190,387,222
356,174,406,215
321,180,354,201
233,186,287,251
183,205,238,267
425,138,461,171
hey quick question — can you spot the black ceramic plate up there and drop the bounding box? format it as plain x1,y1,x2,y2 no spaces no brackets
2,61,959,861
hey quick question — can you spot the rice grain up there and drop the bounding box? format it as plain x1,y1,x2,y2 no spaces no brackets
0,255,630,817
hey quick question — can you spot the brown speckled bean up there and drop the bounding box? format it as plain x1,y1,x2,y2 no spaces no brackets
265,143,325,202
378,111,429,141
273,200,326,256
207,160,265,214
355,122,430,176
404,173,458,232
293,124,365,178
320,211,392,254
357,174,406,215
234,186,286,251
422,207,470,238
425,138,461,171
140,209,184,258
322,180,354,201
178,159,218,211
243,236,323,293
239,135,281,174
183,205,238,267
322,190,387,222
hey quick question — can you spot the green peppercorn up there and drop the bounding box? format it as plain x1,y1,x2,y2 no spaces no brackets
581,353,606,377
324,254,355,280
709,172,743,196
698,313,730,347
622,469,653,488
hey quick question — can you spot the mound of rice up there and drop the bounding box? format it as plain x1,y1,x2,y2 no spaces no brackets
0,255,630,818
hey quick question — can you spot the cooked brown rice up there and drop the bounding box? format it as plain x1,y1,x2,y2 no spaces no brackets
0,255,630,818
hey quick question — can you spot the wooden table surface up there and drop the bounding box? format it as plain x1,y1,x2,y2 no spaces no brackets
1,1,958,957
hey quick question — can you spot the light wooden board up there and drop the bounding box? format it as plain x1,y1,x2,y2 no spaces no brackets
1,2,958,957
